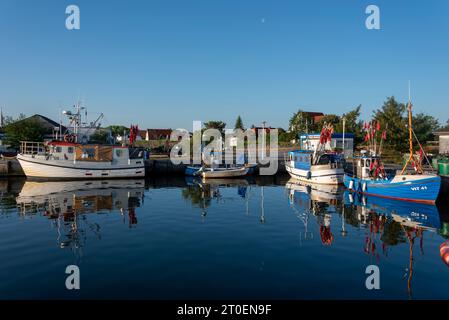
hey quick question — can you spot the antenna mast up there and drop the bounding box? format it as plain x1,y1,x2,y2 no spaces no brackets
401,81,415,175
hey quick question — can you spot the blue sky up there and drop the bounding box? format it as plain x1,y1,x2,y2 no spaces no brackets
1,0,448,130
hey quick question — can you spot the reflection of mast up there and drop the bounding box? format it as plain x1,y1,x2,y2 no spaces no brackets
341,205,348,237
260,186,265,223
402,226,424,299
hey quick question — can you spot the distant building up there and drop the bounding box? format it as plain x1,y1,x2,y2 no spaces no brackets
139,129,172,141
14,114,68,141
434,128,449,154
299,133,354,158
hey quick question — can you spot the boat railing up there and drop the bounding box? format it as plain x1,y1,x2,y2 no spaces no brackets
20,141,46,156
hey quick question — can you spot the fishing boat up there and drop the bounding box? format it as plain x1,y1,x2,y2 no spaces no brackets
344,95,441,204
196,166,249,179
285,124,345,184
16,105,145,179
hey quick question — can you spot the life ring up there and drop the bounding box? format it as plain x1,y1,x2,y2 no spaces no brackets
440,241,449,266
64,134,76,143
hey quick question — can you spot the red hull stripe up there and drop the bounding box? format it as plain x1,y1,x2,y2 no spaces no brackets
350,190,436,205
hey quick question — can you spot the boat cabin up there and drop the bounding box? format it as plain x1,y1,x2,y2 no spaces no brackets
20,141,144,164
287,150,343,170
354,154,386,180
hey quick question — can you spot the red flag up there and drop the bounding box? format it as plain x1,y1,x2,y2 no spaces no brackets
376,121,381,131
382,131,387,140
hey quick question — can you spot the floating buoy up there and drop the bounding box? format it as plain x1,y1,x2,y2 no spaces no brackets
440,241,449,266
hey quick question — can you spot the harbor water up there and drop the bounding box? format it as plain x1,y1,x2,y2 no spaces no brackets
0,175,449,300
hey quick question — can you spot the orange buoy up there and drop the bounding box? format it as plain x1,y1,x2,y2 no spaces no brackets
440,241,449,266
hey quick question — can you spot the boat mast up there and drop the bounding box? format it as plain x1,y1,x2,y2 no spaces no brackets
401,81,414,175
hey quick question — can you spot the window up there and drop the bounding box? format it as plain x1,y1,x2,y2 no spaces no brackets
82,148,95,159
67,147,74,154
115,149,124,157
56,147,62,153
366,159,371,168
317,154,330,165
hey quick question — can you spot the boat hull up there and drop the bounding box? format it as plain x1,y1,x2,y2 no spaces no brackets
201,167,249,179
344,174,441,204
286,165,344,185
17,154,145,179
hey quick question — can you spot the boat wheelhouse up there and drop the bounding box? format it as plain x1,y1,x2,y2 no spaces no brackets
285,151,344,185
17,141,145,179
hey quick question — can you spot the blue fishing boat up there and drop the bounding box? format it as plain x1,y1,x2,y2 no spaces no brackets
344,99,441,204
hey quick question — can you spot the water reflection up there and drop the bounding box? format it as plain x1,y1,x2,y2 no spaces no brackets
0,175,448,299
286,178,345,245
14,179,145,259
285,177,447,299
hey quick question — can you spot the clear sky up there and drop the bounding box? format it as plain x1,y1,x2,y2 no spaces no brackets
1,0,448,130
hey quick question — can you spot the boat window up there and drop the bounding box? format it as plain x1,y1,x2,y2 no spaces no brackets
67,147,74,154
116,149,123,158
56,146,62,153
317,154,330,165
82,148,95,159
366,159,371,168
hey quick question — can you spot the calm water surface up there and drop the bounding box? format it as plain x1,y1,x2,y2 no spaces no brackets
0,175,448,300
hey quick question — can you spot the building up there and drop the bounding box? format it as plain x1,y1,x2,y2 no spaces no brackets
139,129,172,141
434,128,449,155
299,133,354,158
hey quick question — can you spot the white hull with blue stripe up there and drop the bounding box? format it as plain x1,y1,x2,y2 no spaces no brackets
285,150,344,185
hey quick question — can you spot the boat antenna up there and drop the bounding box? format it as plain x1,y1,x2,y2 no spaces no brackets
401,81,415,175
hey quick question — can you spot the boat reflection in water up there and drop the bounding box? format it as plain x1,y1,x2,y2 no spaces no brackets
15,179,145,257
286,178,345,245
346,190,443,298
286,177,445,298
183,177,253,219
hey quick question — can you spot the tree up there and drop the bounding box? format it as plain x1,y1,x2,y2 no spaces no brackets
107,125,129,137
234,116,244,130
373,96,408,152
412,113,440,143
204,121,226,134
4,117,46,149
316,114,341,129
289,110,316,136
336,105,364,145
89,130,110,144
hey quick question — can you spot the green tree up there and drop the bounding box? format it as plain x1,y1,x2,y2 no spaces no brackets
204,121,226,134
4,118,46,149
107,125,129,137
336,105,364,144
234,116,244,130
412,113,440,143
373,96,408,152
289,110,316,136
316,114,341,129
89,130,110,144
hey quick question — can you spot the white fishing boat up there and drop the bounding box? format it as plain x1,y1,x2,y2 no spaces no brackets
16,104,145,179
197,166,249,179
285,124,345,185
